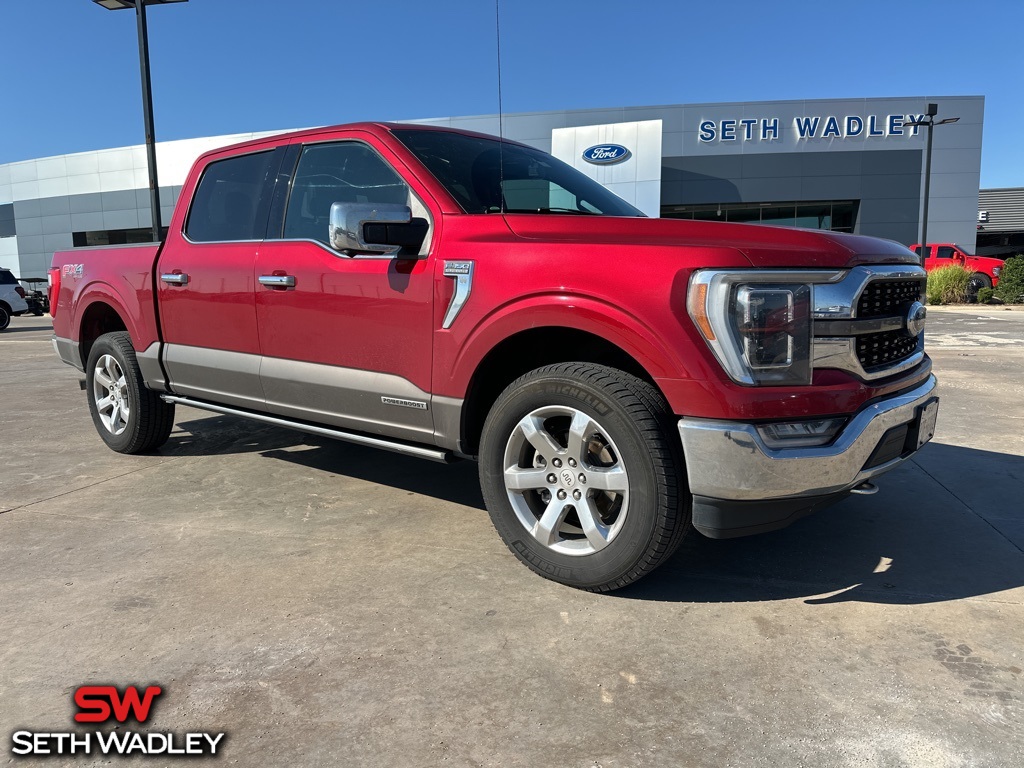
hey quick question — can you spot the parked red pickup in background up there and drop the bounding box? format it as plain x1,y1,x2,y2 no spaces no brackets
913,242,1004,295
49,122,939,591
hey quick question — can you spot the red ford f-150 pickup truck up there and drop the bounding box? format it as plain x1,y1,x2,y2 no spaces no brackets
912,242,1004,296
50,123,938,591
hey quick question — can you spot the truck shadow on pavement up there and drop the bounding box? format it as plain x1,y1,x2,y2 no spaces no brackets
621,442,1024,605
162,415,488,510
161,415,315,457
163,418,1023,606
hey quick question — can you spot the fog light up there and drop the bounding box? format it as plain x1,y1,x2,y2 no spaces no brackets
757,418,846,448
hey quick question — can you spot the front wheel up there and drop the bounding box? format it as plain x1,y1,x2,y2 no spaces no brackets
967,272,992,301
85,332,175,453
479,363,689,591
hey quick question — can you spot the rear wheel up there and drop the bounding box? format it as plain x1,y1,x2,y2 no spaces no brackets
479,363,689,591
85,332,175,453
0,305,10,331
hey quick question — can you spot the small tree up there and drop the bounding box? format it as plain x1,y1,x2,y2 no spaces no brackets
994,255,1024,304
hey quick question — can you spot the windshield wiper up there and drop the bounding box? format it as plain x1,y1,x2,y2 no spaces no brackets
502,207,599,215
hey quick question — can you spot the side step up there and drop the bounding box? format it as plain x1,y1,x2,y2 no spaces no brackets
160,394,457,464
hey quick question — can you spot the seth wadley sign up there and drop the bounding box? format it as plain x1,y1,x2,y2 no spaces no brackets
698,114,928,143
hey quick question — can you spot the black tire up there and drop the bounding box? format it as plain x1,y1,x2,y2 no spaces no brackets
479,363,689,592
967,272,992,300
85,331,175,453
0,304,10,331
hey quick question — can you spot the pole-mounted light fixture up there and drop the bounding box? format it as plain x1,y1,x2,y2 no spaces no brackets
94,1,188,10
92,0,189,243
905,103,960,265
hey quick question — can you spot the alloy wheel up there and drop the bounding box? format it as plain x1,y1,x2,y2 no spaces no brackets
92,354,131,435
502,406,630,556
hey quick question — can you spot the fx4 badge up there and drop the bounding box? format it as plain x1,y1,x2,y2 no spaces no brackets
442,261,474,329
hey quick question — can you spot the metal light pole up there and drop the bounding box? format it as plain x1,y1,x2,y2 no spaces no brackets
92,0,188,243
905,103,960,265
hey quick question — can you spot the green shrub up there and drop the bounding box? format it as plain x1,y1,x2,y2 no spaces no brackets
926,265,972,305
994,254,1024,304
977,287,995,304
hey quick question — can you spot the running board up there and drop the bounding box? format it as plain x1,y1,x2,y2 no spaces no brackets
160,395,457,464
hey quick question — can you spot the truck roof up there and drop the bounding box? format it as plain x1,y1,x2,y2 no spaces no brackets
192,122,534,166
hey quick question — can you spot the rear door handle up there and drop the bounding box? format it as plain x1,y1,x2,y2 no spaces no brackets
259,275,296,288
160,273,189,286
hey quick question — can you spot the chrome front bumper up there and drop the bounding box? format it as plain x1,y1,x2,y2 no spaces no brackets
678,375,938,503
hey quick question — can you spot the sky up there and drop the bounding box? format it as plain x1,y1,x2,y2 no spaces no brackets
1,0,1021,188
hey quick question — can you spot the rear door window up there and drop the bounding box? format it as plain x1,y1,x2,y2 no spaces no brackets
185,150,276,242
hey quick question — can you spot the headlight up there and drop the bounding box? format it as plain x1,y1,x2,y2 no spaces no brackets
687,269,841,386
993,267,1001,277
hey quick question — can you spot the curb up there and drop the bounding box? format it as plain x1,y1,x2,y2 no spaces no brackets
926,304,1024,312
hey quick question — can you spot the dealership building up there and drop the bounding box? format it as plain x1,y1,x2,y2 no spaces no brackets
0,95,985,279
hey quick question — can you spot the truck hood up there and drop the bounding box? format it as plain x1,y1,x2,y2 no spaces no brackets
502,214,919,269
971,255,1006,269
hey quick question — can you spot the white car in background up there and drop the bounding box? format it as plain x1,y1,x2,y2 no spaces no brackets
0,268,30,331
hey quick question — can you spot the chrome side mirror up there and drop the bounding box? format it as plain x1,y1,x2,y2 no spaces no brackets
329,202,412,256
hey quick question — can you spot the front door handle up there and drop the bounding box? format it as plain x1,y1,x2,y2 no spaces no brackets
160,272,189,286
259,275,296,288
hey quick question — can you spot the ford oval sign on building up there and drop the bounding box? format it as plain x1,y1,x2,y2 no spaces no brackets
582,144,631,164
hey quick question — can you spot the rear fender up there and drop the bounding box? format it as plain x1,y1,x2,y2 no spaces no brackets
71,279,156,351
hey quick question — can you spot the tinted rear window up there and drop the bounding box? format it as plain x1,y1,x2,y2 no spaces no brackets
186,150,275,242
0,269,17,284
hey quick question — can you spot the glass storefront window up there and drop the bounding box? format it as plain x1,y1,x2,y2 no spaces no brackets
795,204,831,230
831,203,856,232
725,208,760,223
760,205,796,227
663,200,858,233
72,227,168,247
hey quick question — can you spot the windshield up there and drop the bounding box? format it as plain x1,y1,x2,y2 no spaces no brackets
391,129,644,217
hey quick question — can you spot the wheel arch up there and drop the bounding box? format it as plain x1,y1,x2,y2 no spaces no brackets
459,325,667,456
78,300,130,368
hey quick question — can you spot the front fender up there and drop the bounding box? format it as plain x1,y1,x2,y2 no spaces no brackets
438,290,714,398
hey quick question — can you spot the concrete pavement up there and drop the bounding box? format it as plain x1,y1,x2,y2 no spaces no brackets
1,310,1022,767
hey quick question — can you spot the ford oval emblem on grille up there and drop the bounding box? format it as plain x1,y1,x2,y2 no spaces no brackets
906,301,927,336
582,144,631,165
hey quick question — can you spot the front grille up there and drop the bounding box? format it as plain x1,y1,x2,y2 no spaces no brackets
856,330,919,371
856,279,923,317
811,266,927,380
